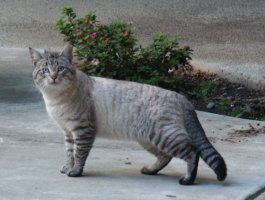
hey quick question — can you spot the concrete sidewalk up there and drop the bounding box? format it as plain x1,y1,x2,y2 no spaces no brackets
0,48,265,200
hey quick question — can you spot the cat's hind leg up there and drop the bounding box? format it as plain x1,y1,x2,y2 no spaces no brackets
171,140,199,185
179,151,199,185
157,132,199,185
138,141,172,175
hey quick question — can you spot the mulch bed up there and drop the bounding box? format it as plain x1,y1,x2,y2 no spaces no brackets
173,66,265,121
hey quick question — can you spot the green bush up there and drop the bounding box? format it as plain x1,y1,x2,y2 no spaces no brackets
56,6,192,88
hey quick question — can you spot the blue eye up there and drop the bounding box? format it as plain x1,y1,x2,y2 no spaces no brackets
58,66,65,72
43,68,49,73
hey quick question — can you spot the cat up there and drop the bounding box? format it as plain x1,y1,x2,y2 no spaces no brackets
29,44,227,185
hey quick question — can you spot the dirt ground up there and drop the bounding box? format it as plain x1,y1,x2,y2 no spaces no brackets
173,67,265,121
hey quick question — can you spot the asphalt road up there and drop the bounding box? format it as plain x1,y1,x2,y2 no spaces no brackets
0,0,265,88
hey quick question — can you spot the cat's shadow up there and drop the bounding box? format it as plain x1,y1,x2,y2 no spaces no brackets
80,170,230,186
82,170,179,180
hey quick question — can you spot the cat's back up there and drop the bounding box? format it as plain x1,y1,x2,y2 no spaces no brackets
91,76,173,105
90,76,193,109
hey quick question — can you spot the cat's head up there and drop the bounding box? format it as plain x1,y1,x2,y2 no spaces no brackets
29,44,76,95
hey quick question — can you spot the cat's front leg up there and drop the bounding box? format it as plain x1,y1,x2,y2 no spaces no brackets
60,133,74,174
67,124,96,177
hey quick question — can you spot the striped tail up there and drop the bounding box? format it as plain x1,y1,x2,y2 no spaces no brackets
184,110,227,181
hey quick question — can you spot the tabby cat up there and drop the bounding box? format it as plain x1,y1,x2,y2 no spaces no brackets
29,44,227,185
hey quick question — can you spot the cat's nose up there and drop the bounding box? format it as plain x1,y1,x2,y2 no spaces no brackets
50,73,58,81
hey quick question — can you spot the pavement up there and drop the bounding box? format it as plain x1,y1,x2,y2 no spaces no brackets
0,1,265,199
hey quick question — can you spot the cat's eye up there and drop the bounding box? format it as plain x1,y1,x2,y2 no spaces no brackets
58,66,65,72
42,68,49,73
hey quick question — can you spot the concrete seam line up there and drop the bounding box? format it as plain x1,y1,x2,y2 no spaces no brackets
245,186,265,200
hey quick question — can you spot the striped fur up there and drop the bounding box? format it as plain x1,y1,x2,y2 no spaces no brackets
29,45,227,185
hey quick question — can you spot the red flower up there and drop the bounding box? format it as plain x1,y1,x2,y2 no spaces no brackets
89,32,97,39
90,58,99,66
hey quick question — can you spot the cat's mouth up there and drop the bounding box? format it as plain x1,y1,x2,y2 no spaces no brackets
49,80,59,85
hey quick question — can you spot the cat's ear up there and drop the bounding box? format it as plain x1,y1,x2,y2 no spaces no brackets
60,44,73,62
29,47,42,66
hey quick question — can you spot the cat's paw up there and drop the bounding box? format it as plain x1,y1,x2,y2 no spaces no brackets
67,167,83,177
60,165,71,174
140,166,158,175
179,177,195,185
